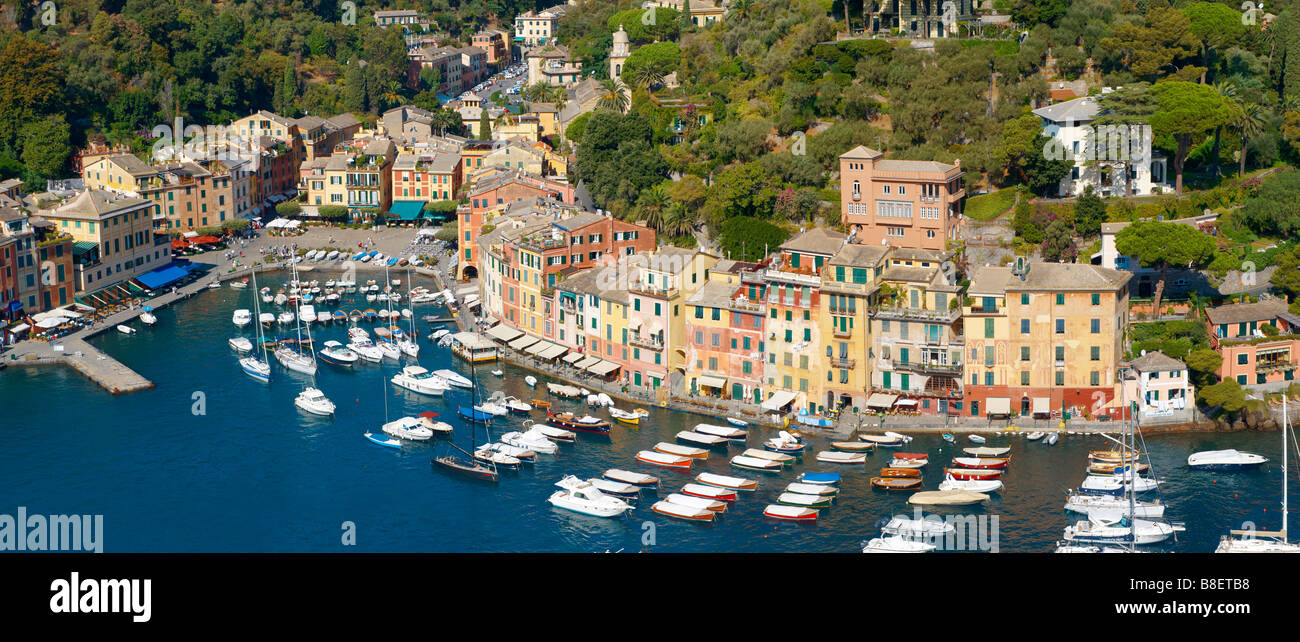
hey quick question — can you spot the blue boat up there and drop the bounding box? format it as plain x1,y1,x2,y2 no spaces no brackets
458,406,494,423
943,433,956,443
364,432,403,449
798,472,841,486
386,257,401,267
351,251,367,261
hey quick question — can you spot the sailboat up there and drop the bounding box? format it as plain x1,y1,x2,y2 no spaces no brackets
275,261,318,377
433,348,499,482
1216,395,1300,553
240,271,272,383
287,265,333,416
397,268,420,358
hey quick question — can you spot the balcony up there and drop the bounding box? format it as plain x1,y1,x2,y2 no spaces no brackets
892,360,963,376
834,327,853,338
1257,360,1296,373
727,297,764,314
830,356,857,369
764,267,821,287
629,334,664,350
630,285,677,300
873,305,960,323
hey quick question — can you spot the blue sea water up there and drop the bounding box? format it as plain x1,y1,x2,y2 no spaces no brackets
1,271,1296,553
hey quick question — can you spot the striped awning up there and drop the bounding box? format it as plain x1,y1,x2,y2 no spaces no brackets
537,343,567,360
526,340,554,355
508,334,539,350
574,356,600,369
563,352,585,364
698,375,726,389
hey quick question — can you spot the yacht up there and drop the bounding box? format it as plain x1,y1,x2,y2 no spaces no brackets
228,337,253,352
1187,449,1268,470
347,335,383,362
377,340,401,361
433,369,473,388
1063,513,1180,545
1065,492,1165,519
548,476,630,518
1216,399,1300,552
298,305,317,324
381,416,434,441
319,340,359,366
294,387,335,415
274,343,317,376
391,366,449,396
277,312,295,325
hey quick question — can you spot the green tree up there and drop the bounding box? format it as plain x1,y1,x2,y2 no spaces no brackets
478,109,491,140
717,216,789,261
1185,348,1224,388
1198,378,1248,413
1115,220,1216,313
1182,1,1246,84
343,62,367,113
596,78,630,113
276,201,302,217
1074,185,1106,238
1093,83,1158,197
18,115,70,181
0,34,61,155
1231,101,1267,178
1150,81,1233,194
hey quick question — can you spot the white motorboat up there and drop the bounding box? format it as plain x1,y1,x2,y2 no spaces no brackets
377,340,401,360
397,337,420,358
430,328,451,340
228,337,253,352
382,416,433,441
549,476,630,518
862,536,936,553
139,311,157,326
319,340,359,366
884,431,912,443
416,415,455,436
1043,433,1060,446
277,312,295,325
259,312,275,326
501,429,557,454
968,434,987,444
294,387,335,415
525,375,537,387
1080,473,1161,495
348,336,383,362
1187,449,1268,470
274,346,317,376
1064,493,1165,518
232,309,252,327
1025,431,1045,440
938,476,1004,493
881,515,956,538
474,402,509,416
889,457,928,468
1063,514,1180,545
473,448,521,469
480,442,536,462
391,366,448,395
273,293,288,306
434,369,472,388
298,305,317,324
116,324,135,335
491,369,503,376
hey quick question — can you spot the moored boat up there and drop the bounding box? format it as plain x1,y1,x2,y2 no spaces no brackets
608,408,641,425
964,446,1012,457
696,472,757,491
797,472,841,486
939,476,1004,493
871,477,922,490
694,424,747,440
1187,449,1268,470
816,451,866,464
534,425,576,443
907,490,990,506
785,482,837,497
968,434,987,444
604,469,660,487
636,450,693,469
762,505,819,521
862,536,936,553
858,434,904,446
741,448,794,465
547,411,611,434
654,442,709,459
944,467,1003,480
664,493,727,513
776,492,833,508
730,455,783,472
681,484,737,502
676,431,728,447
830,441,874,452
951,457,1009,469
652,500,715,522
879,467,921,478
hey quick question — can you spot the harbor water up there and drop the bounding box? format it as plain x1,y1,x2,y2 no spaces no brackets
2,273,1296,553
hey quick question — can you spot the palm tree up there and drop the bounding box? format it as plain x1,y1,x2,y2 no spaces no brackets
636,185,670,231
1231,101,1266,178
663,202,694,238
597,78,630,113
522,82,553,103
631,65,665,91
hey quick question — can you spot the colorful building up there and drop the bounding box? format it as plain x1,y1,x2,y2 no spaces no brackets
762,228,843,414
839,145,965,251
1206,297,1299,388
683,259,768,403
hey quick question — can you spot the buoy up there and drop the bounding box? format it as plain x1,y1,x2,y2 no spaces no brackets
1234,493,1239,499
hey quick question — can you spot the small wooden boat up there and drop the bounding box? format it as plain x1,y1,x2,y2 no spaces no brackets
731,455,783,472
871,477,922,490
652,500,715,522
776,492,833,508
786,482,838,497
587,478,642,499
742,448,794,465
654,442,709,459
879,467,922,478
547,410,611,434
830,441,874,452
529,398,553,409
763,438,807,454
636,450,693,469
889,458,928,469
534,425,575,443
676,431,728,447
665,493,727,513
968,434,987,444
763,505,819,521
797,472,841,486
895,452,928,460
859,434,904,446
681,483,737,502
725,417,749,427
944,467,1004,480
605,469,660,487
951,457,1010,469
1088,461,1149,475
694,424,747,440
942,433,956,443
608,408,641,425
964,446,1012,457
1025,431,1045,440
907,490,990,506
696,472,757,491
1088,450,1143,463
816,451,866,464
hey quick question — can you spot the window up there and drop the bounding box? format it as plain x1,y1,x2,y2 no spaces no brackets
1090,319,1100,334
1020,319,1030,334
1091,293,1100,305
1056,293,1064,305
1056,371,1065,386
1090,371,1100,386
1237,354,1248,365
1021,293,1029,305
1055,319,1065,334
984,318,994,338
1020,346,1030,361
1021,371,1030,385
1091,346,1100,361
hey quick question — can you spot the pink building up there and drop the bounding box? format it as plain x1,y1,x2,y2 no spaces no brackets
839,145,965,251
1206,297,1300,388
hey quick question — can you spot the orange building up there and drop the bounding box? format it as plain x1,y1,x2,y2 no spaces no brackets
839,145,965,251
1206,297,1300,388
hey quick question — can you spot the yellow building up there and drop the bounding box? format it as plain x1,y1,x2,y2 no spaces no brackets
962,260,1131,420
43,190,166,293
81,154,156,193
818,244,889,413
763,228,845,414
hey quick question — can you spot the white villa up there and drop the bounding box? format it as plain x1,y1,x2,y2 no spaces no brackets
1032,92,1170,198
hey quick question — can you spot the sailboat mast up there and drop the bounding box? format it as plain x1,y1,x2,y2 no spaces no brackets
1126,385,1137,552
252,270,268,363
1285,394,1290,542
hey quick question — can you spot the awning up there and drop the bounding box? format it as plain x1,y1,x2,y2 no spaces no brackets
563,352,585,364
761,390,799,412
7,322,29,333
509,334,539,350
136,264,192,290
390,201,426,220
987,397,1012,416
574,356,600,369
698,375,727,389
895,399,918,407
589,360,621,376
537,343,567,360
1032,397,1051,415
628,317,642,330
867,393,899,409
486,324,522,342
526,340,554,355
188,235,221,244
35,316,71,329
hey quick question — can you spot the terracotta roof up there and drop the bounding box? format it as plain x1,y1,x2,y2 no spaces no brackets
780,228,846,256
1129,350,1186,372
1204,299,1288,326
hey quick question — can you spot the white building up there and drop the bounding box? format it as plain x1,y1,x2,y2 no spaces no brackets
1032,93,1169,198
1122,351,1194,424
514,5,568,46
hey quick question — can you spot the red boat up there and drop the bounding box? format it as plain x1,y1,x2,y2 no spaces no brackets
895,452,929,460
950,457,1009,469
944,467,1003,480
763,505,819,521
546,410,611,434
